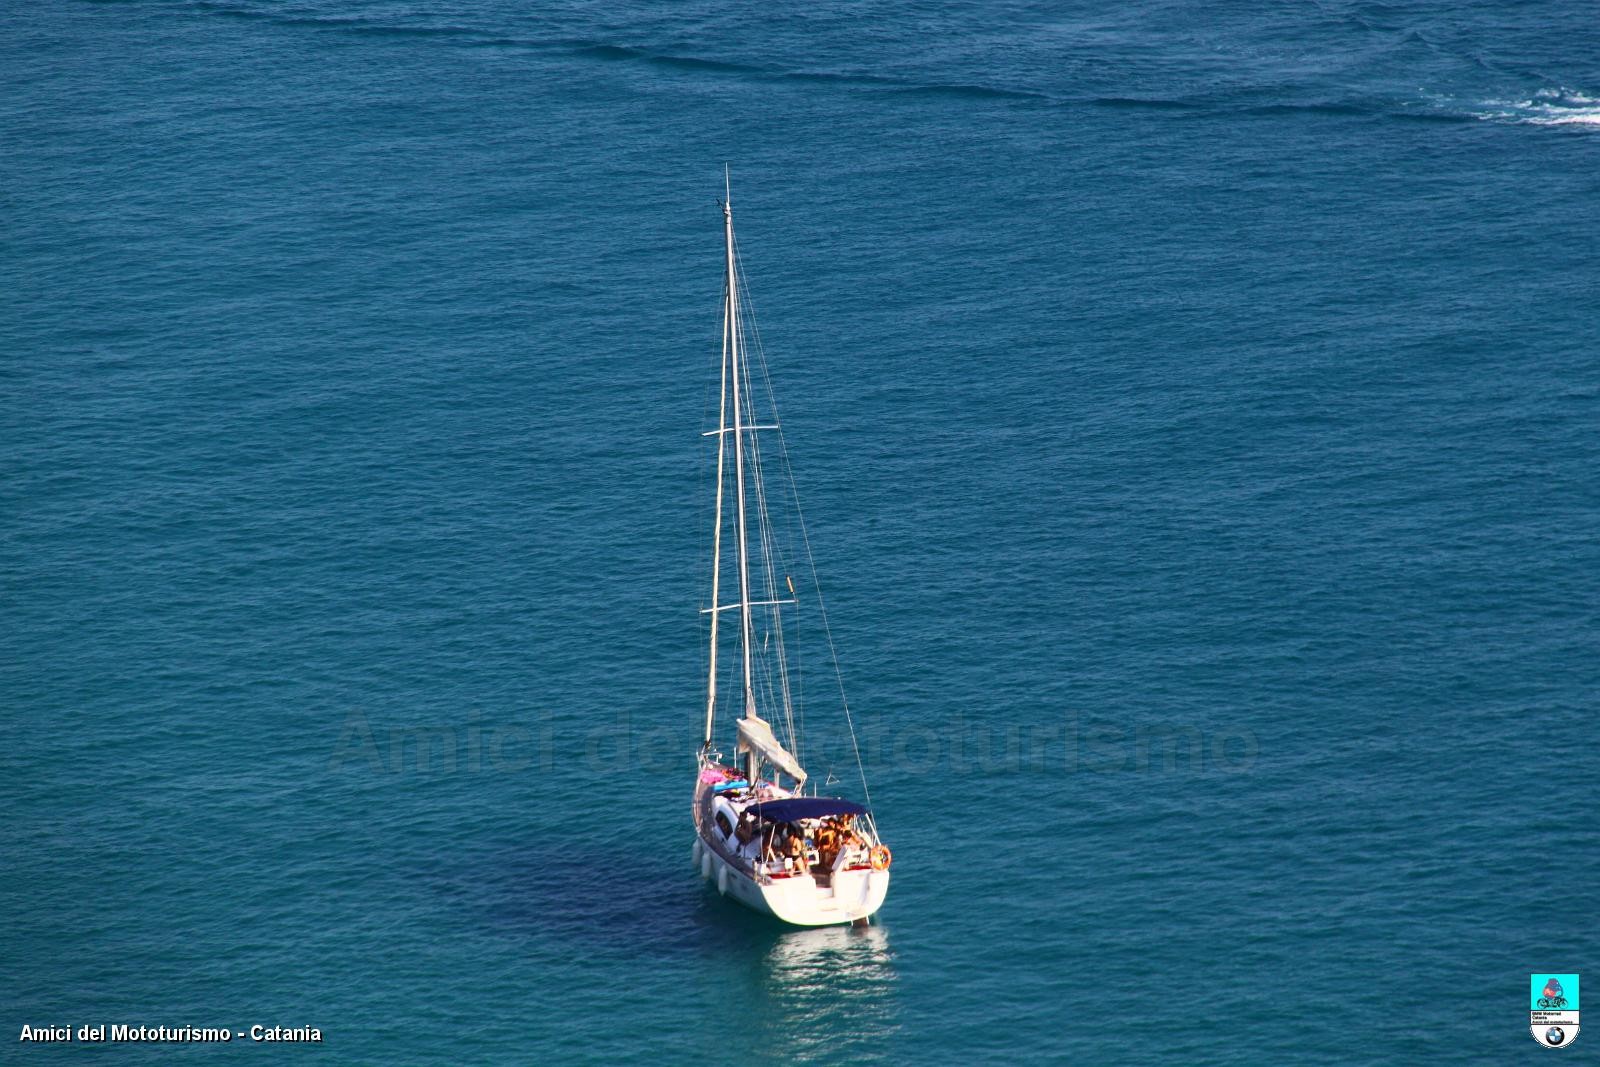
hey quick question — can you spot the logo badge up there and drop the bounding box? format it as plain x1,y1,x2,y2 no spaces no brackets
1531,974,1579,1048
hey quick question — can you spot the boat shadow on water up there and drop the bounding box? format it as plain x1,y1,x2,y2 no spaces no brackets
436,838,900,995
432,844,896,953
426,834,902,1050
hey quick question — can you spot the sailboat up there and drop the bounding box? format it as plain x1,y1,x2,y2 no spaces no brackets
691,183,891,927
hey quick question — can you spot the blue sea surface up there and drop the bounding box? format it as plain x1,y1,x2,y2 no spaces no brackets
4,1,1598,1062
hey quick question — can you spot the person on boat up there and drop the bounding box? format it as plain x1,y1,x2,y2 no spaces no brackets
815,818,842,871
784,827,807,874
838,815,863,856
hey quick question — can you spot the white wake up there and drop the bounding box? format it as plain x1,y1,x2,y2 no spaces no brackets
1481,88,1600,126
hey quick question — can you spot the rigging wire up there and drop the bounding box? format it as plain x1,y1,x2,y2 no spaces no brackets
733,250,801,765
728,229,873,811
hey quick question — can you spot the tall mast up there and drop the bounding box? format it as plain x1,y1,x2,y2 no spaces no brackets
724,189,760,780
703,217,732,746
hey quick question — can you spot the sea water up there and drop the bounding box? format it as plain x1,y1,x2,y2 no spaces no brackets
4,1,1598,1062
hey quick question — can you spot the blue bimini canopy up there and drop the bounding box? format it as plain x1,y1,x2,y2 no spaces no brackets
750,797,869,823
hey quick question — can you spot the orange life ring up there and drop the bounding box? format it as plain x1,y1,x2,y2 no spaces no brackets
870,845,892,871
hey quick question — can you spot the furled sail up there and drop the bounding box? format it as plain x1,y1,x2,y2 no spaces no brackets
737,716,806,784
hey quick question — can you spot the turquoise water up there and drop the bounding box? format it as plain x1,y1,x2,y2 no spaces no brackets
5,1,1598,1062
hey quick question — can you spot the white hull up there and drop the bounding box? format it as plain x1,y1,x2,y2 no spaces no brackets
693,832,889,926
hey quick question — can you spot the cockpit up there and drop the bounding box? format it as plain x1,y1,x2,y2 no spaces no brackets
699,763,887,887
